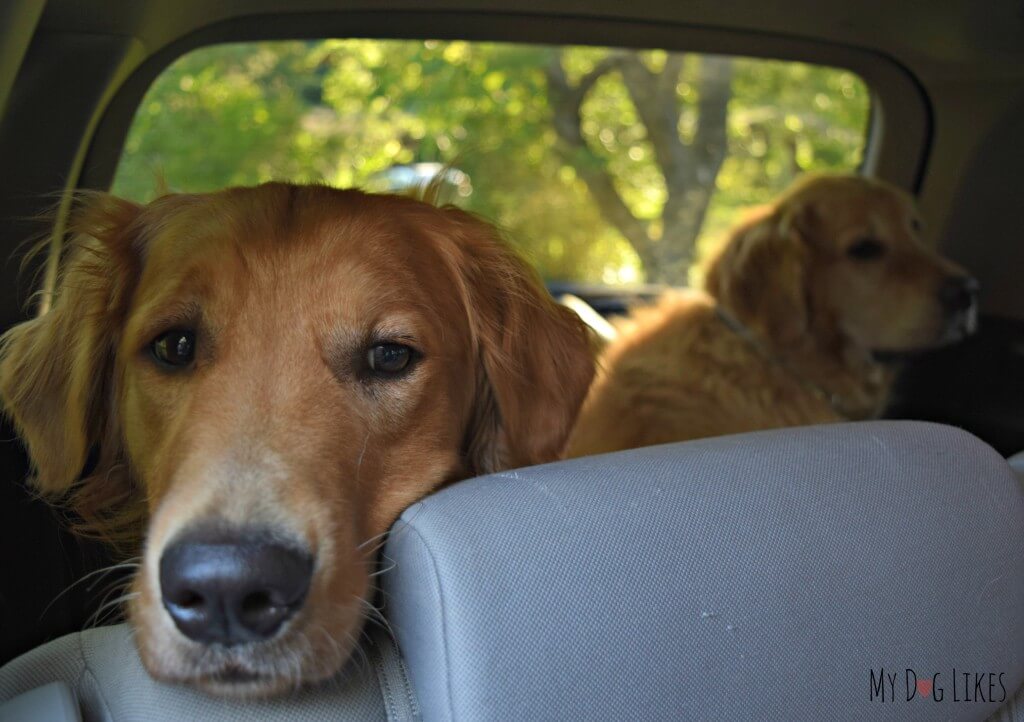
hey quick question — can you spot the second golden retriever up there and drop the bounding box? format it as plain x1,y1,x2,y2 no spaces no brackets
567,174,978,457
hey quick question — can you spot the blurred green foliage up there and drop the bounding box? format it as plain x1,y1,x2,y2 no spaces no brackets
113,40,869,284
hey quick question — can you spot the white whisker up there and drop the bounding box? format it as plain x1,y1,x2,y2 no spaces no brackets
40,558,141,622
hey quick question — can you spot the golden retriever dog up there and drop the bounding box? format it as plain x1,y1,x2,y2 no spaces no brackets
567,174,978,457
0,183,594,697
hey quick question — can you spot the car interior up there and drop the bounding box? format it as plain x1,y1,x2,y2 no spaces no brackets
0,1,1022,720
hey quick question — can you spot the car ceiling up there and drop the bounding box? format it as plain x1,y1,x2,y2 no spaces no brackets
34,0,1024,80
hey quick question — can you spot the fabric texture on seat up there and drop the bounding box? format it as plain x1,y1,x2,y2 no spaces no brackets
0,682,80,722
382,420,1024,722
989,686,1024,722
0,622,416,722
1008,451,1024,481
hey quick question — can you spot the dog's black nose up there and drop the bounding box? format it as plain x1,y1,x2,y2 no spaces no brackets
159,532,313,645
938,275,979,314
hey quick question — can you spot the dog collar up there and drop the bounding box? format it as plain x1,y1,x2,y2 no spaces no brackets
713,305,851,420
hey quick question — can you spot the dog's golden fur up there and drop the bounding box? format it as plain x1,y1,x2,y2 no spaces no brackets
0,183,594,696
567,174,976,457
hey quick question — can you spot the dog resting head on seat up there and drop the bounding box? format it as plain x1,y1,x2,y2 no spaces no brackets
0,183,595,697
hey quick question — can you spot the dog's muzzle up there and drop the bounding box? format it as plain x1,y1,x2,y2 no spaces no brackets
938,274,980,341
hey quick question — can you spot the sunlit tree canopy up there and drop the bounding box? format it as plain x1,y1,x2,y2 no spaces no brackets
113,40,869,285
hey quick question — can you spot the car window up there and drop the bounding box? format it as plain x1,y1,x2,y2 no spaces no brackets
112,40,870,285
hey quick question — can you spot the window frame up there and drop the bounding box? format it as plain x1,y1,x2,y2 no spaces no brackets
79,11,930,195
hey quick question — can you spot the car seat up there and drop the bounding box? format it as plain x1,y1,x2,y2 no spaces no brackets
1,421,1021,721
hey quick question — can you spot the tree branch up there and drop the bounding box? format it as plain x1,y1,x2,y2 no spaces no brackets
662,55,734,252
544,50,735,282
544,52,653,256
545,53,626,146
657,54,685,99
691,55,733,173
618,55,688,184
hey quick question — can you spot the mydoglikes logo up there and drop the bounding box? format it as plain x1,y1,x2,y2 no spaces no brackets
869,669,1008,704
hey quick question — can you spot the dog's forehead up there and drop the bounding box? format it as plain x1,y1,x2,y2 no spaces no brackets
803,180,916,234
863,184,916,222
267,188,430,251
143,187,436,261
131,187,465,329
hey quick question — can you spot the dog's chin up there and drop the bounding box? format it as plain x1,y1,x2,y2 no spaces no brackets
134,602,362,700
189,661,342,699
193,668,295,699
143,636,355,699
870,307,980,362
938,305,980,345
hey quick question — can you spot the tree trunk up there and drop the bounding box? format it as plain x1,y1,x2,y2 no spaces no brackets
545,51,734,284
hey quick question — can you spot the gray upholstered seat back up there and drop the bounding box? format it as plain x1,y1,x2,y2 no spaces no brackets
382,421,1024,721
0,624,417,721
1009,450,1024,481
2,421,1022,721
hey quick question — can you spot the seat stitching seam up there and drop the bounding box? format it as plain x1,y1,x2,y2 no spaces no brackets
405,523,454,722
76,632,114,720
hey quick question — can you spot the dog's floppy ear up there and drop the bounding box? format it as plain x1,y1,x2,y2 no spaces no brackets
0,194,143,532
438,208,595,474
704,202,811,345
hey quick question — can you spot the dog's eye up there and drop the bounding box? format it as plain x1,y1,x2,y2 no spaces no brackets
151,329,196,368
366,343,414,375
846,238,886,261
